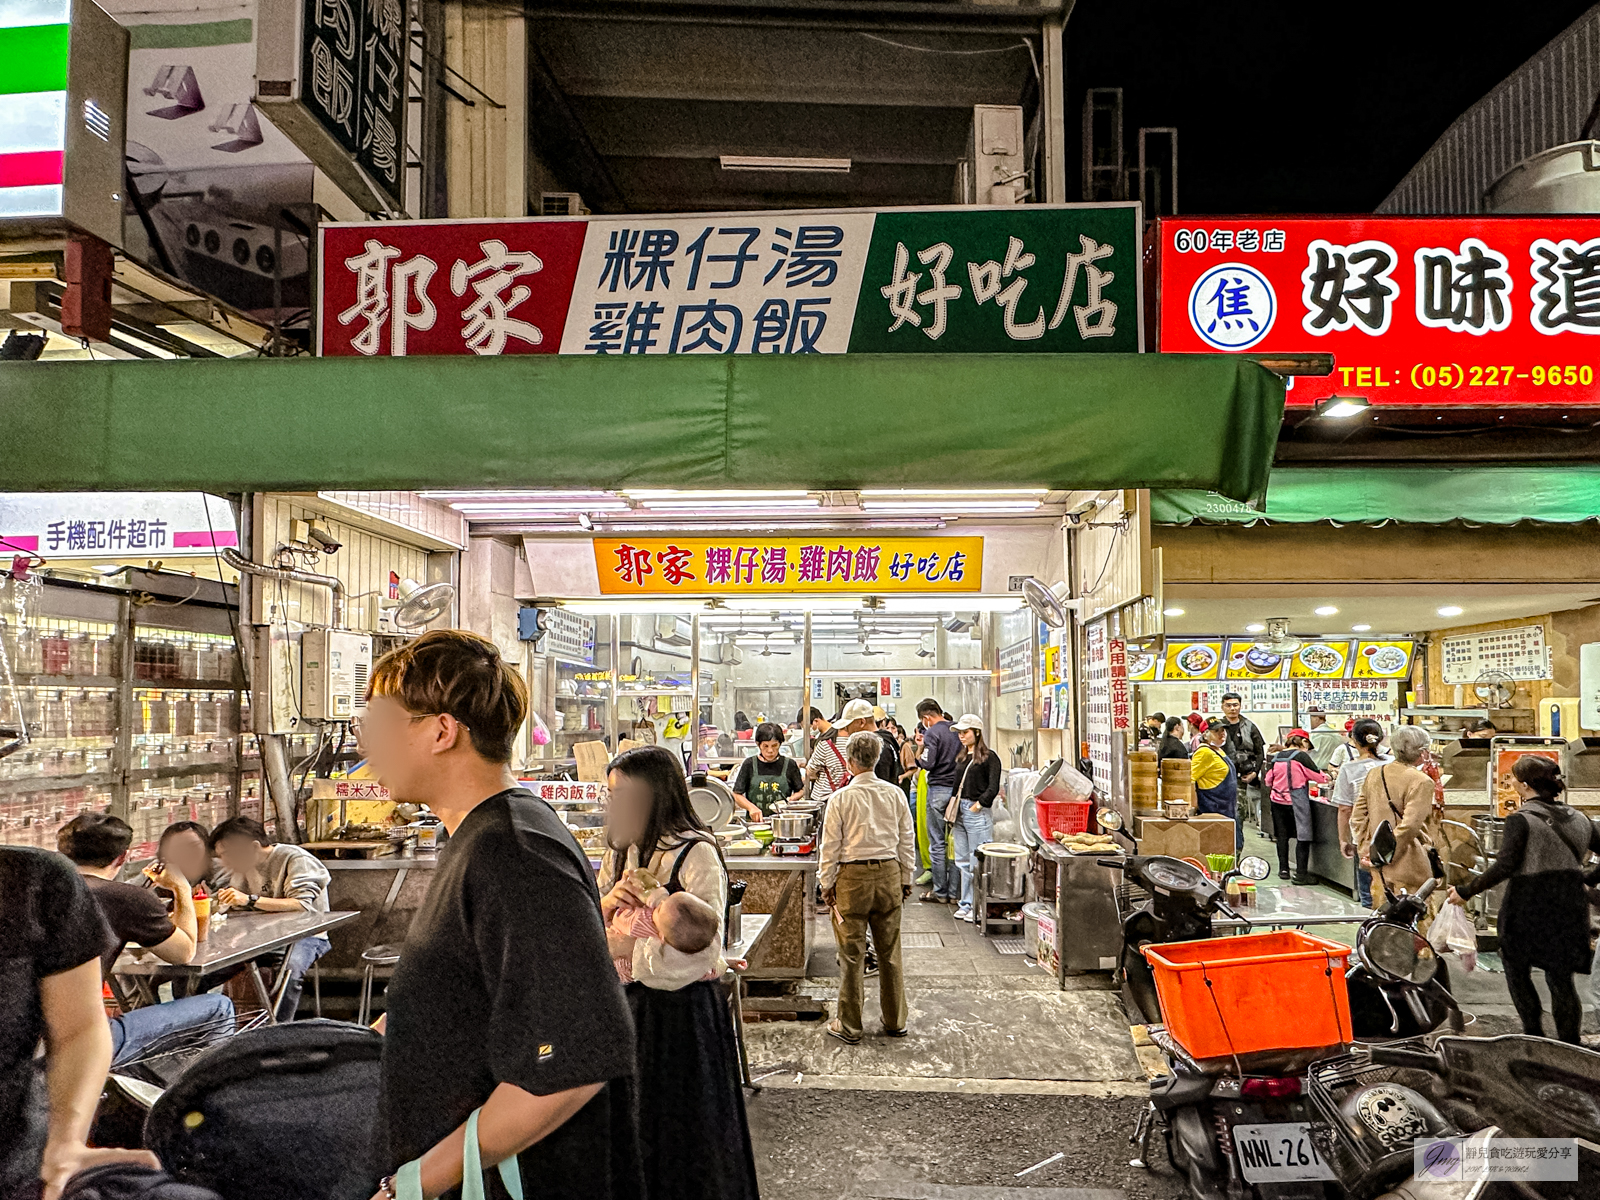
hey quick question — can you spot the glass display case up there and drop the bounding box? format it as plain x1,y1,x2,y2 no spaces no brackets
0,575,261,853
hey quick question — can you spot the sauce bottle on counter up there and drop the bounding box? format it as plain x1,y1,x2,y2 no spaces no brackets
193,883,211,942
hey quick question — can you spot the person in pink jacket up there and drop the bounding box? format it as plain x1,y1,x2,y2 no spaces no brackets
1265,731,1328,883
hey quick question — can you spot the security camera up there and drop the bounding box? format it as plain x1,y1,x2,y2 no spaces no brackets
306,522,342,554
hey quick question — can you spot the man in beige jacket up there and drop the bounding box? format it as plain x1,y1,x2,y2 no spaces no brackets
819,731,917,1045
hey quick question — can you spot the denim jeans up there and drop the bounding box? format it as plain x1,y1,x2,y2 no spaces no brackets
952,803,995,912
1357,865,1373,908
110,993,235,1066
924,785,955,899
276,935,331,1022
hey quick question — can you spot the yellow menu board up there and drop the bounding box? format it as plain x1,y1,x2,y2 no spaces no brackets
1222,638,1290,679
1288,641,1354,679
1127,647,1160,681
1162,640,1224,680
1351,640,1415,679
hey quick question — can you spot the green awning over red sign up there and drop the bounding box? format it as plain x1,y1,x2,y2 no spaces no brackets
1151,465,1600,525
0,353,1283,501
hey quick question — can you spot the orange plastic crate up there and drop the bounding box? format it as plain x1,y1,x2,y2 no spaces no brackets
1037,800,1091,840
1142,930,1353,1061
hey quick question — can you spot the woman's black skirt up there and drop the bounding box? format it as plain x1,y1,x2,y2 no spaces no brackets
1499,872,1593,975
626,979,760,1200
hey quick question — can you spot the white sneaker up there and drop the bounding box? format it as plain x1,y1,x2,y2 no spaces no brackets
953,907,973,922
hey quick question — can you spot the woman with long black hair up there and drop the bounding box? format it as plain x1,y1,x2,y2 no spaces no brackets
1449,755,1600,1044
598,746,759,1200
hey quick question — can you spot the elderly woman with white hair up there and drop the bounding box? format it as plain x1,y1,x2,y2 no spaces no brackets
1351,725,1442,918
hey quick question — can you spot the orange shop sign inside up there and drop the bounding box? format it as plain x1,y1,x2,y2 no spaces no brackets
593,537,983,595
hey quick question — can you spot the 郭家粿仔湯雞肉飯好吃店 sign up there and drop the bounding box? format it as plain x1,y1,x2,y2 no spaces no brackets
592,537,982,595
317,204,1141,357
1157,215,1600,406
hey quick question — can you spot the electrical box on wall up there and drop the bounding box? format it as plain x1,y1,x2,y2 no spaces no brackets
301,630,372,720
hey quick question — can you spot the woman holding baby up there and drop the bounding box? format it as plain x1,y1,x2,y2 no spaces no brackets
598,745,760,1200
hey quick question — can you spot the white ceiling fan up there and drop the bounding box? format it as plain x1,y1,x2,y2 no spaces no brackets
755,633,791,657
1252,617,1304,655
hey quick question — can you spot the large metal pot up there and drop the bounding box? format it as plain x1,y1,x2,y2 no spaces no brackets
977,841,1029,901
1031,758,1094,805
771,812,813,840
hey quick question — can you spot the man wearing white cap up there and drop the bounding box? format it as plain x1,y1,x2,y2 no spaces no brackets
806,699,877,804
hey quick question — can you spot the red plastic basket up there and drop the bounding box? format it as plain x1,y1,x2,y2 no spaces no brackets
1037,800,1091,840
1142,930,1353,1061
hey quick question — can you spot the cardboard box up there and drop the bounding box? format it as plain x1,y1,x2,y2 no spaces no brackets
1134,813,1236,859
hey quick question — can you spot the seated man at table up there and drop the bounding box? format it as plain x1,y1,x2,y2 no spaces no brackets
209,816,332,1022
56,814,235,1068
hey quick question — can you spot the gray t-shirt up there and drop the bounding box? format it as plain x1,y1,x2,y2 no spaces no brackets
214,843,331,911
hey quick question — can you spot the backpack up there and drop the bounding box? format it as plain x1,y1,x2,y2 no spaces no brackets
60,1165,222,1200
146,1020,382,1200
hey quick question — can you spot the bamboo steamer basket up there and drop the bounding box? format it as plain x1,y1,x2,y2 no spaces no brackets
1159,758,1194,804
1130,756,1161,814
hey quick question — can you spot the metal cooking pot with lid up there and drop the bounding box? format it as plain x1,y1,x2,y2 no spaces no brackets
977,841,1029,901
1472,813,1505,855
771,812,813,840
1031,758,1094,805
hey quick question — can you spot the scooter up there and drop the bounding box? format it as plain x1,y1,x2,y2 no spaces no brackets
1307,1034,1600,1199
1121,819,1460,1200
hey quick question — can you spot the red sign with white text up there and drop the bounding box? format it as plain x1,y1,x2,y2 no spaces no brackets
1156,216,1600,405
319,220,588,356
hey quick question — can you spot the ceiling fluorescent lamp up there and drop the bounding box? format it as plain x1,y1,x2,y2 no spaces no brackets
719,155,850,173
881,597,1023,613
623,490,810,500
860,500,1042,513
559,600,703,615
640,498,821,510
449,500,631,513
859,489,1050,497
421,491,620,502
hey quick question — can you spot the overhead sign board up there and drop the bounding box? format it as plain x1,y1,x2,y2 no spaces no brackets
1156,216,1600,406
592,536,983,596
0,0,126,244
317,203,1143,357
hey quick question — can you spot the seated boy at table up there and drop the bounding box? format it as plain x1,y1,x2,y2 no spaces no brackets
56,814,235,1067
607,872,722,988
210,816,333,1022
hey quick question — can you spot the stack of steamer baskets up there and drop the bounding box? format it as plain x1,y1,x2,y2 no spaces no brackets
1129,750,1160,816
1160,756,1193,807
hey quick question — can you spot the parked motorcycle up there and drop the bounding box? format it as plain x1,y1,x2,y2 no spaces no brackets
1121,820,1460,1200
1307,1034,1600,1199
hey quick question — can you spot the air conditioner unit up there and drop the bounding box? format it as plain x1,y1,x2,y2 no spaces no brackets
301,629,373,721
654,614,692,647
723,643,743,666
541,191,588,216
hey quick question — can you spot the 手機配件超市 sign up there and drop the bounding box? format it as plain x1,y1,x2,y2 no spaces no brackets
593,537,983,595
1157,216,1600,406
317,204,1141,357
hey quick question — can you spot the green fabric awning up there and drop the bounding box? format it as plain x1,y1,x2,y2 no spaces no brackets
1152,466,1600,526
0,353,1282,501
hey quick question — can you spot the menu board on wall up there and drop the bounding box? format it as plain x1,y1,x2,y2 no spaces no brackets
1084,622,1113,798
1222,639,1290,679
1295,678,1399,716
1162,640,1224,680
1288,641,1354,680
1352,641,1414,680
1441,624,1550,684
998,639,1033,694
1127,646,1160,681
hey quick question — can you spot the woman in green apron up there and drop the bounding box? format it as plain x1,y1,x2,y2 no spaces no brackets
731,722,806,818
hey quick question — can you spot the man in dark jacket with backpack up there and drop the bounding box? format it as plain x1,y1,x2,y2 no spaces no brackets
1220,692,1266,832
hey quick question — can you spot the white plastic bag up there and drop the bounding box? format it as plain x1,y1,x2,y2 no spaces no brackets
1428,902,1478,972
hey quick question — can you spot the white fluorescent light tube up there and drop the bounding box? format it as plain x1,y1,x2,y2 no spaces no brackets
860,500,1042,513
858,489,1051,497
719,155,851,173
881,597,1023,612
622,490,811,500
558,600,703,614
450,501,632,513
641,498,821,510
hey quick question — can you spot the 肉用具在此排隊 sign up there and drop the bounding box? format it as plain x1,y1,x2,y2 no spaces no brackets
592,537,983,595
1157,215,1600,406
317,204,1140,357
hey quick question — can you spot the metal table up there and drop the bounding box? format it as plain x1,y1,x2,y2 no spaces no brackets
113,910,360,1023
723,913,772,1091
1214,886,1370,932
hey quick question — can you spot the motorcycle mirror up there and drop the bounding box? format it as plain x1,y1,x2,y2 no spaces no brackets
1361,922,1438,986
1096,807,1124,832
1370,820,1398,867
1236,855,1271,881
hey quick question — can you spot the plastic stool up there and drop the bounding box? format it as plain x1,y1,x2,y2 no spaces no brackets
357,944,403,1026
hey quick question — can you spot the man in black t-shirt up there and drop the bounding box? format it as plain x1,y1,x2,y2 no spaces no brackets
57,814,234,1068
356,630,641,1200
0,847,158,1200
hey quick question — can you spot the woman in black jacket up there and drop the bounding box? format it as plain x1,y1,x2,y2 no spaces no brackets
948,714,1003,923
1156,716,1190,763
1448,755,1600,1044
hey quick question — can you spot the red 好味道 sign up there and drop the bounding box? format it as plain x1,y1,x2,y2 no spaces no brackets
1155,216,1600,406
